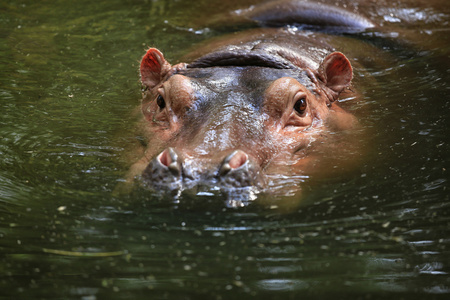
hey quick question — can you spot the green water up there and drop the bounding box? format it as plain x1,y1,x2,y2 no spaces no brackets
1,0,449,299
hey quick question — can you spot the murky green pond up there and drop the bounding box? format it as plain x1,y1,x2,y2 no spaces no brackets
1,0,449,299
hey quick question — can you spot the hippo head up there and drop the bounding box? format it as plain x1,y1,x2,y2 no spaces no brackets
137,46,353,200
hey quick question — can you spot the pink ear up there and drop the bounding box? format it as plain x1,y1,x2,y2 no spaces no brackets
140,48,171,88
320,52,353,94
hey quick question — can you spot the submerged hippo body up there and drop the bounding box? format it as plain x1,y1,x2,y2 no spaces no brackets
129,1,373,202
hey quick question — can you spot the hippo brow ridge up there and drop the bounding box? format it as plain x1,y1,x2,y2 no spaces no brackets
186,50,319,93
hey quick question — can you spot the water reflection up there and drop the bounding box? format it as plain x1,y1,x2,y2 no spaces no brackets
257,279,309,291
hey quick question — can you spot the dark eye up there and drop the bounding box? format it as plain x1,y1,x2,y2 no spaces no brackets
294,98,307,114
156,95,166,110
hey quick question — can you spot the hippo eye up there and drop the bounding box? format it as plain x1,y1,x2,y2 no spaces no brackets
294,98,307,114
156,95,166,110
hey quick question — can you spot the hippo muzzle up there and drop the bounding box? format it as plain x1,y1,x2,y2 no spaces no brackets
143,147,263,191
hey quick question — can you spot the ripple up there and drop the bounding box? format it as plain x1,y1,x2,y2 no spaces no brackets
256,279,309,291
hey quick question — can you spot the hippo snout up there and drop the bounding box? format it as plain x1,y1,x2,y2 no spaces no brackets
218,150,261,188
142,147,183,189
142,148,262,190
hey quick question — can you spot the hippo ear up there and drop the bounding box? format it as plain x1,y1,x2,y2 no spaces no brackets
140,48,172,88
319,52,353,95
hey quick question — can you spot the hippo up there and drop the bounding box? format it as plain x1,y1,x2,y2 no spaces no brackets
125,0,374,203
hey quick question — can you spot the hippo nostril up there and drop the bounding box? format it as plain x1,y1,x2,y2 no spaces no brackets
159,148,173,167
228,150,248,169
219,150,248,176
157,147,181,175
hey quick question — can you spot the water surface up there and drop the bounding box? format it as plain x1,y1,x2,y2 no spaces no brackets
0,0,449,299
